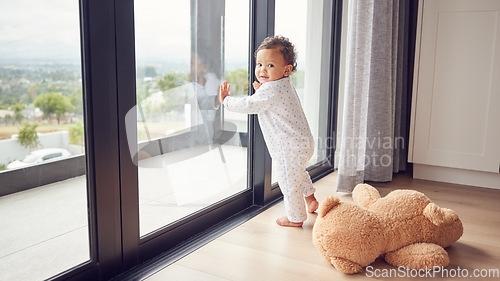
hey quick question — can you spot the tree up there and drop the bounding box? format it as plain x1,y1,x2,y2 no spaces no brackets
69,121,85,146
11,103,25,124
18,121,40,151
34,92,75,124
4,114,12,125
144,66,157,78
27,85,39,102
158,73,188,91
290,70,305,89
14,111,23,123
225,69,249,97
156,72,189,112
69,91,83,115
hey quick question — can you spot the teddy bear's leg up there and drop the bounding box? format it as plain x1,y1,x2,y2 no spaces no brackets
330,257,364,274
384,243,449,270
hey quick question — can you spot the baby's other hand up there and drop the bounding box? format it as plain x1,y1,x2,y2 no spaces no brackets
253,81,262,90
219,81,231,103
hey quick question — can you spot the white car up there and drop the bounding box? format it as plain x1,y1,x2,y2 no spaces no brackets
7,148,72,169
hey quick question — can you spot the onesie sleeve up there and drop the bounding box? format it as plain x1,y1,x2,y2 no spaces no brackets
223,84,275,114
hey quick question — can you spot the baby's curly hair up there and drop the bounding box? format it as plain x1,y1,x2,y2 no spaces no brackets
255,35,297,72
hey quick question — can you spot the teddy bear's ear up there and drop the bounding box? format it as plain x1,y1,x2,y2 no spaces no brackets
423,203,459,226
352,184,381,207
318,196,341,218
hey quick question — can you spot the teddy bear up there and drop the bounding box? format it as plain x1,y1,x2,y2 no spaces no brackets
312,183,463,274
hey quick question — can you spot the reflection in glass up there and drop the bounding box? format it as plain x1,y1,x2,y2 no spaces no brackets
133,0,250,236
0,1,89,280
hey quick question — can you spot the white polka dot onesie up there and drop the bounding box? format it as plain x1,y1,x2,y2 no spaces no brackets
223,77,315,222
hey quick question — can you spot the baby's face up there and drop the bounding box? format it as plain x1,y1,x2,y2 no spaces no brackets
255,48,292,84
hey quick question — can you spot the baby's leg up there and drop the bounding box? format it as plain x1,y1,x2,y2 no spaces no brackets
274,155,307,226
275,148,322,226
305,193,319,213
276,216,303,227
301,160,318,213
276,184,307,227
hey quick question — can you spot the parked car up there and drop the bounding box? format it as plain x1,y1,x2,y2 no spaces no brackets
7,148,72,169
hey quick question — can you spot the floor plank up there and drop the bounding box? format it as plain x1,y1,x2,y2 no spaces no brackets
146,171,500,281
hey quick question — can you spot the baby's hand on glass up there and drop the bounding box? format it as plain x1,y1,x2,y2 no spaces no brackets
253,81,262,90
219,81,231,103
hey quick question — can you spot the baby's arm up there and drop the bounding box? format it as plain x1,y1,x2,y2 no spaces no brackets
253,81,262,90
221,82,274,114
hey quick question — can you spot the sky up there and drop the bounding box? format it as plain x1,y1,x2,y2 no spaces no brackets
0,0,81,62
0,0,308,65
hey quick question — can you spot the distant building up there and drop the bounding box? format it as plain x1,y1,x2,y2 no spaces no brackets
0,109,14,118
21,104,43,119
18,78,30,85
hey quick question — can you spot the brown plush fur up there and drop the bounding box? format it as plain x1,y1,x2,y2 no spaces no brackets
312,184,463,274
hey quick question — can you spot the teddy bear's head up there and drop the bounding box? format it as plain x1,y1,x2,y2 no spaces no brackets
423,202,463,247
352,184,463,250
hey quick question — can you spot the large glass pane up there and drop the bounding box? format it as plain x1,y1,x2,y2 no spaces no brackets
0,1,89,280
133,0,250,236
273,0,332,184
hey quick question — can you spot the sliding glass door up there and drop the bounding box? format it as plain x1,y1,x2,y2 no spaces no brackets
112,0,258,265
131,0,250,236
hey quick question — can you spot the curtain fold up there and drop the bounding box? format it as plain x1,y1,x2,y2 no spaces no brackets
337,0,410,192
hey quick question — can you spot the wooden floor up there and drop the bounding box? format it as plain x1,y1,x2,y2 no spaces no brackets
145,171,500,281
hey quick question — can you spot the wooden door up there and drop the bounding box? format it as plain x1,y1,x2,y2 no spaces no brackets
411,0,500,173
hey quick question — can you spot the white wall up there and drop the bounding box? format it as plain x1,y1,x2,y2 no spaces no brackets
0,130,72,165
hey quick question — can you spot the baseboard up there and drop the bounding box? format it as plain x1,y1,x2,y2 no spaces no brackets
413,164,500,189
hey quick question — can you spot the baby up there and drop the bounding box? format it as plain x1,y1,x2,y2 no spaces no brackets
219,36,318,227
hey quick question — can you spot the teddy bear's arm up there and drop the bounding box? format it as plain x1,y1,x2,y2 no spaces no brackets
329,257,364,274
384,243,449,270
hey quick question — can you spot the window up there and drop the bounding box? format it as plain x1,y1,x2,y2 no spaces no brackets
0,1,89,280
132,0,250,236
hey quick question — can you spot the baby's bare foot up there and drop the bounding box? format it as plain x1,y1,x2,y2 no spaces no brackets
307,200,319,213
305,194,319,213
276,216,303,227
